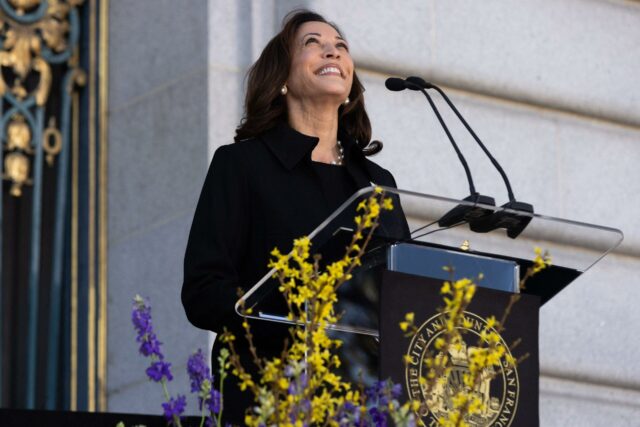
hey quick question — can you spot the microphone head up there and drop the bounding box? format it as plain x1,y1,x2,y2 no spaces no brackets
385,77,407,92
406,76,434,89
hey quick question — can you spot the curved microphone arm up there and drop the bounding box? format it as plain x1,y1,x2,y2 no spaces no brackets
407,77,516,203
404,80,478,197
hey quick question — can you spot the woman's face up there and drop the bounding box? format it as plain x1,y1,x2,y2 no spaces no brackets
287,21,354,105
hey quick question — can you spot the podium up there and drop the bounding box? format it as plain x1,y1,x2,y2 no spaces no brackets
236,187,623,426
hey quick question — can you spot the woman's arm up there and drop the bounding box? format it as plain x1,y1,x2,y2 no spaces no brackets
181,144,249,332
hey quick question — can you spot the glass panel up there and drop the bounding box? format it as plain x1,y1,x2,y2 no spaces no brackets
238,187,623,336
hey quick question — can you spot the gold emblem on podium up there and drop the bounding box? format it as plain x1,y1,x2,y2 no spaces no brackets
405,311,519,427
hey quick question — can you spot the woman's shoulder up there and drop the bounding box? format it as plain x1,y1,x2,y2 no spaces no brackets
214,136,264,155
211,136,270,164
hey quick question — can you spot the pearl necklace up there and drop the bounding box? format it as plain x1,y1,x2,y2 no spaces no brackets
331,140,345,166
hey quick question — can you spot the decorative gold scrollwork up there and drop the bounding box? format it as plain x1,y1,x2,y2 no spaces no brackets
0,0,84,104
42,116,62,166
7,113,33,152
8,0,41,16
3,151,31,196
1,0,84,196
4,113,34,196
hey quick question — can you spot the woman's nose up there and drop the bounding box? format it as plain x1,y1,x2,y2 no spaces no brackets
323,43,340,58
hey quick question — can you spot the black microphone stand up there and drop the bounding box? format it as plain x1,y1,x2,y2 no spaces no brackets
404,76,534,238
398,79,497,228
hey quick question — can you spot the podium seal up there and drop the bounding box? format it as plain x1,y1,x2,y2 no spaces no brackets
404,311,519,427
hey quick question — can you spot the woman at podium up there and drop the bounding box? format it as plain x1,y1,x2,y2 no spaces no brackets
181,9,408,421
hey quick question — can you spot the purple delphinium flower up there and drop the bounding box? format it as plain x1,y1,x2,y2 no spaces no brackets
287,398,311,425
208,388,222,414
360,380,408,426
366,379,400,406
369,407,388,427
187,349,212,393
283,364,295,377
138,334,163,358
132,295,164,359
365,380,385,402
131,306,151,335
162,394,187,424
288,371,309,396
390,383,402,400
335,398,363,426
146,360,173,382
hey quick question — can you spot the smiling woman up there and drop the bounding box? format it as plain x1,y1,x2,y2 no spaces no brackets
287,21,355,163
181,9,409,422
234,10,381,158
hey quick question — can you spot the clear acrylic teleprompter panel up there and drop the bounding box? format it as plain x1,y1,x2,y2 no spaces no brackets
237,187,624,334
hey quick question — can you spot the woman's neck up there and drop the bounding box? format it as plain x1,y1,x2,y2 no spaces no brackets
287,99,341,163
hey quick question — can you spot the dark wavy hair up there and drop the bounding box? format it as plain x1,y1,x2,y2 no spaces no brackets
234,10,382,156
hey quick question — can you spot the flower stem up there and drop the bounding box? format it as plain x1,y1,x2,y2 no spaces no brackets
198,401,206,427
161,378,182,427
216,373,225,427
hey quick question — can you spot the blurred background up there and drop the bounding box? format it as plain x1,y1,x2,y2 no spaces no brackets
1,0,639,425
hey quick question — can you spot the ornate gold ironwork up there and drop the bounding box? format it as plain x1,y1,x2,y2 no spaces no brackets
8,0,41,15
42,116,61,165
0,19,49,104
3,151,30,196
4,113,33,196
0,0,83,105
7,113,32,152
1,0,84,196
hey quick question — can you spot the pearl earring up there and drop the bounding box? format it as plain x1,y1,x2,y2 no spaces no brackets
280,84,288,95
343,97,350,105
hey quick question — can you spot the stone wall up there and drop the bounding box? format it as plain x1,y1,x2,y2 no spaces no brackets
107,0,209,414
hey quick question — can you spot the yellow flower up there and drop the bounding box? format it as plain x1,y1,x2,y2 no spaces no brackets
532,247,552,273
382,197,394,210
485,316,497,329
440,281,451,295
220,333,235,343
239,375,254,391
277,377,289,390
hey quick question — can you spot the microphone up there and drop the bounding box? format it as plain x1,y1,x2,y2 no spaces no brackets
385,77,496,228
399,76,533,238
384,77,409,92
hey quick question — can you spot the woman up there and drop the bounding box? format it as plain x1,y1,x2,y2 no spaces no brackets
182,10,408,421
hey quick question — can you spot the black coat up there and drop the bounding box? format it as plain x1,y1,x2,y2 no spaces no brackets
181,122,408,420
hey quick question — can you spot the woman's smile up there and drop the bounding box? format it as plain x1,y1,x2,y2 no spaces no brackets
315,64,344,78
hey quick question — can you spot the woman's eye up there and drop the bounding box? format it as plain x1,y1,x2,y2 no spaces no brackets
337,42,349,51
305,37,319,45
